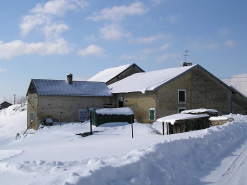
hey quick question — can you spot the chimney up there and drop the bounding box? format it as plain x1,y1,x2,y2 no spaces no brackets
67,73,73,84
183,62,192,67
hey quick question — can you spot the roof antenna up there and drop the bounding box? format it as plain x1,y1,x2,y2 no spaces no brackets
183,50,192,66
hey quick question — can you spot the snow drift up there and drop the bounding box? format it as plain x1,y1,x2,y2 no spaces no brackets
1,105,247,185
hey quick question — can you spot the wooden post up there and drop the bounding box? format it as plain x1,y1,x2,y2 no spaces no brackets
162,122,164,135
90,112,92,135
166,122,169,135
131,115,133,138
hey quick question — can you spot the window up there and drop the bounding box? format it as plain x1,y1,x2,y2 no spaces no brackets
178,107,186,113
149,108,155,121
30,112,35,123
178,89,186,103
79,109,88,121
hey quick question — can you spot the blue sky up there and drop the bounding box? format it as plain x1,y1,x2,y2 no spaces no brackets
0,0,247,103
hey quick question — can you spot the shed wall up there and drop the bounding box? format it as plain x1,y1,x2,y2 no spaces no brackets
116,92,156,123
27,93,39,130
37,96,112,125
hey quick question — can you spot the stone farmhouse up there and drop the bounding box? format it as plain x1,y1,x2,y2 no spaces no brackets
26,63,247,129
109,64,247,123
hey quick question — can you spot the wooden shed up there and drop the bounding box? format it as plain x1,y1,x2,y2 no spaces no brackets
91,107,134,127
0,101,12,110
157,113,210,135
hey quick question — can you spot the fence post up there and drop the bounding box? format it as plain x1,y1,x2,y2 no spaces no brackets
90,112,92,135
131,115,133,138
162,122,164,135
166,122,169,135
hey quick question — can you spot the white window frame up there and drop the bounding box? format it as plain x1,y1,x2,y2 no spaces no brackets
178,89,186,104
178,107,186,113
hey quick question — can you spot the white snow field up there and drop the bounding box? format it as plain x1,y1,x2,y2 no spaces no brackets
1,105,247,184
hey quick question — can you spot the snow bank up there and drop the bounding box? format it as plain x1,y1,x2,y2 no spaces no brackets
0,150,23,161
64,115,247,185
1,105,247,185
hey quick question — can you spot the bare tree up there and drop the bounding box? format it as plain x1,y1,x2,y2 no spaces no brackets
3,96,13,104
16,96,27,110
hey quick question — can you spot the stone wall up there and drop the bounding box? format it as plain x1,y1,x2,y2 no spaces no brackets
232,93,247,114
27,95,112,130
115,92,156,123
37,96,112,124
27,93,38,130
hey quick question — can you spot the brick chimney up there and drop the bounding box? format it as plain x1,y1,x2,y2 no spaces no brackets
67,73,73,84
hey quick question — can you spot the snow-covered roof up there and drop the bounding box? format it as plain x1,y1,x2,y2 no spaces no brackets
209,116,234,121
88,63,135,83
32,79,112,97
181,108,218,114
157,113,209,125
109,65,197,93
96,107,133,115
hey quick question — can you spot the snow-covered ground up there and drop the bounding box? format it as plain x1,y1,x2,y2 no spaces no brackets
1,105,247,184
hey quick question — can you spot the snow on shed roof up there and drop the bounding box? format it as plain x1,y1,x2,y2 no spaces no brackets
109,65,197,93
157,113,209,125
32,79,112,96
181,108,218,114
96,107,133,115
88,63,134,83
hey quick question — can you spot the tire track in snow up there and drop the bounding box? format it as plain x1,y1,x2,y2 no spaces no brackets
222,141,247,176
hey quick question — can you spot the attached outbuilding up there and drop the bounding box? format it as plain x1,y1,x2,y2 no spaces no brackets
91,107,134,126
157,113,210,135
26,74,113,130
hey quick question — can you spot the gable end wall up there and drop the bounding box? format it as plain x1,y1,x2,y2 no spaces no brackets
107,65,144,85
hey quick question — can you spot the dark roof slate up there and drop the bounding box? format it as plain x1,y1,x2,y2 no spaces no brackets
32,79,112,97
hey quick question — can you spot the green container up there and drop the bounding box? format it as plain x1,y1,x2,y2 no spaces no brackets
91,109,134,127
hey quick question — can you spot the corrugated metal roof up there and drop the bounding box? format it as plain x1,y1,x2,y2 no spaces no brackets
32,79,112,97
